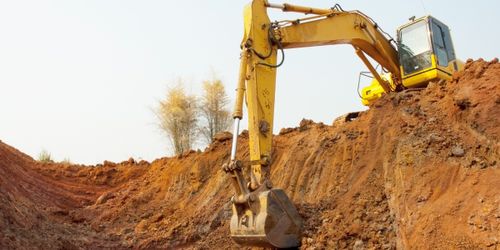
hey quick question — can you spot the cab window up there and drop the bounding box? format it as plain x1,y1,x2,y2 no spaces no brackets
431,22,448,66
441,24,456,61
398,20,433,75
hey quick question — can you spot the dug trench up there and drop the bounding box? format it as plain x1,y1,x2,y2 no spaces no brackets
0,59,499,249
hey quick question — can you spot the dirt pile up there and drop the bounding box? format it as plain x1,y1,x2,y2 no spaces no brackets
0,59,499,249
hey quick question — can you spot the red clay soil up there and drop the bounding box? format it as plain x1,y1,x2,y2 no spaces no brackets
0,59,499,249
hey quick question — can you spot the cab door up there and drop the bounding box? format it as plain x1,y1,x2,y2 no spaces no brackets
430,18,459,74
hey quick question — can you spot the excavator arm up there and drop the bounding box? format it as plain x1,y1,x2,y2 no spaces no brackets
224,0,404,247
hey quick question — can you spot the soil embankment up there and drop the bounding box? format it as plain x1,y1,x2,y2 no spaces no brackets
0,59,499,249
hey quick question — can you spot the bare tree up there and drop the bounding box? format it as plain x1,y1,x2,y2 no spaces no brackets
199,77,231,144
157,82,198,155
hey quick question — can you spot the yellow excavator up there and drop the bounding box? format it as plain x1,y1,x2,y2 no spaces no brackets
222,0,462,248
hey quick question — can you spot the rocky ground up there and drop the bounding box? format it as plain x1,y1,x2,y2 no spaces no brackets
0,59,499,249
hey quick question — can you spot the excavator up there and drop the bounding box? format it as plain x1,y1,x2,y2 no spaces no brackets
222,0,462,248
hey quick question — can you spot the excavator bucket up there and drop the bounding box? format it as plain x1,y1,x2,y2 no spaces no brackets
230,188,303,248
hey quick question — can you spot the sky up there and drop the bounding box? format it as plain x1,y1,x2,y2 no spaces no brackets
0,0,498,165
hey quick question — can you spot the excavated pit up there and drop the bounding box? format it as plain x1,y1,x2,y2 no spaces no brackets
0,59,499,249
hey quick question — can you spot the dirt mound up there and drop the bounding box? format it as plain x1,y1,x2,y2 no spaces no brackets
0,59,499,249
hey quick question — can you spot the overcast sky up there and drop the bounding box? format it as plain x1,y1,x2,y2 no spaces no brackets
0,0,498,164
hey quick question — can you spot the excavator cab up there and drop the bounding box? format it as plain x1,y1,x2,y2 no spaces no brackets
397,16,461,87
361,16,462,105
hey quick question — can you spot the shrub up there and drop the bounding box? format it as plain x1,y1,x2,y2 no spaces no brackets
38,150,54,163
